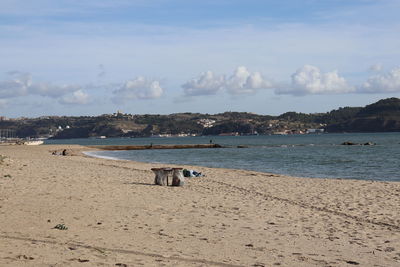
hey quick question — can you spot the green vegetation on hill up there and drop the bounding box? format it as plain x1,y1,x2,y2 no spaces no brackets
325,98,400,132
1,97,400,139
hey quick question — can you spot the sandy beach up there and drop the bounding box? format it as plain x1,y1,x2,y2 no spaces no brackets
0,144,399,266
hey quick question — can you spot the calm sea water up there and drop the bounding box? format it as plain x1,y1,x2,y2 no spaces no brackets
45,133,400,182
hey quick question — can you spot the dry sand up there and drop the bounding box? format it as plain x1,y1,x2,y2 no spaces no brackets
0,144,399,267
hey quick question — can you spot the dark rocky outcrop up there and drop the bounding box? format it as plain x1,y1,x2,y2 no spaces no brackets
341,141,359,146
341,141,376,146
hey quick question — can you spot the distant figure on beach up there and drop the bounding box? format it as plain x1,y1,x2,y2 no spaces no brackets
62,149,67,156
210,139,213,144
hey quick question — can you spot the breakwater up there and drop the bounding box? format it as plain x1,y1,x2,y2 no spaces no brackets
87,143,222,151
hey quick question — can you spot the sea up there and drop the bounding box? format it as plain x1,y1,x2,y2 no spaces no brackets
45,132,400,182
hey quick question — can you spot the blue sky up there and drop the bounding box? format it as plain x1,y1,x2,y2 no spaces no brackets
1,0,400,117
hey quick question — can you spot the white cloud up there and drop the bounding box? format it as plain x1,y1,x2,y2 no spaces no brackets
112,76,164,103
59,90,89,105
182,66,273,96
0,71,164,107
358,67,400,93
226,66,273,95
0,71,31,98
0,80,28,98
29,83,80,98
182,71,224,96
276,65,354,96
0,71,78,99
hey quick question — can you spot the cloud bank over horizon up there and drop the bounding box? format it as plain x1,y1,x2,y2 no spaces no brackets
1,65,400,112
181,65,400,98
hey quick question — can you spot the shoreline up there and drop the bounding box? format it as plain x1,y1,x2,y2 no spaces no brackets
1,145,399,266
82,147,400,183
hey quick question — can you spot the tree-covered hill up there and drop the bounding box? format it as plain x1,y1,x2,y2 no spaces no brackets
325,98,400,132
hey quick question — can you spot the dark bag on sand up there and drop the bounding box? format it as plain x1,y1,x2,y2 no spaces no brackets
183,169,191,177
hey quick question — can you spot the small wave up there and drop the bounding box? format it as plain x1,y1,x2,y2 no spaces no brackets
83,151,126,161
257,144,329,148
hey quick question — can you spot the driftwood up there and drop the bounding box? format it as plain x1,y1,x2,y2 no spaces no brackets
171,168,185,186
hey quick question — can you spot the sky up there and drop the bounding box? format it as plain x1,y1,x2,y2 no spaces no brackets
1,0,400,118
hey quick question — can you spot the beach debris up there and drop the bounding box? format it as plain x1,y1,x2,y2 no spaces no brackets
0,155,12,166
245,243,254,247
54,224,68,230
51,149,72,156
70,258,89,263
345,260,360,265
115,263,128,267
3,174,12,178
384,247,395,252
183,169,204,177
93,247,106,254
158,230,168,236
16,254,34,260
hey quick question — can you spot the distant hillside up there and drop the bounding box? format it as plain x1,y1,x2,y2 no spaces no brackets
1,97,400,139
325,98,400,132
